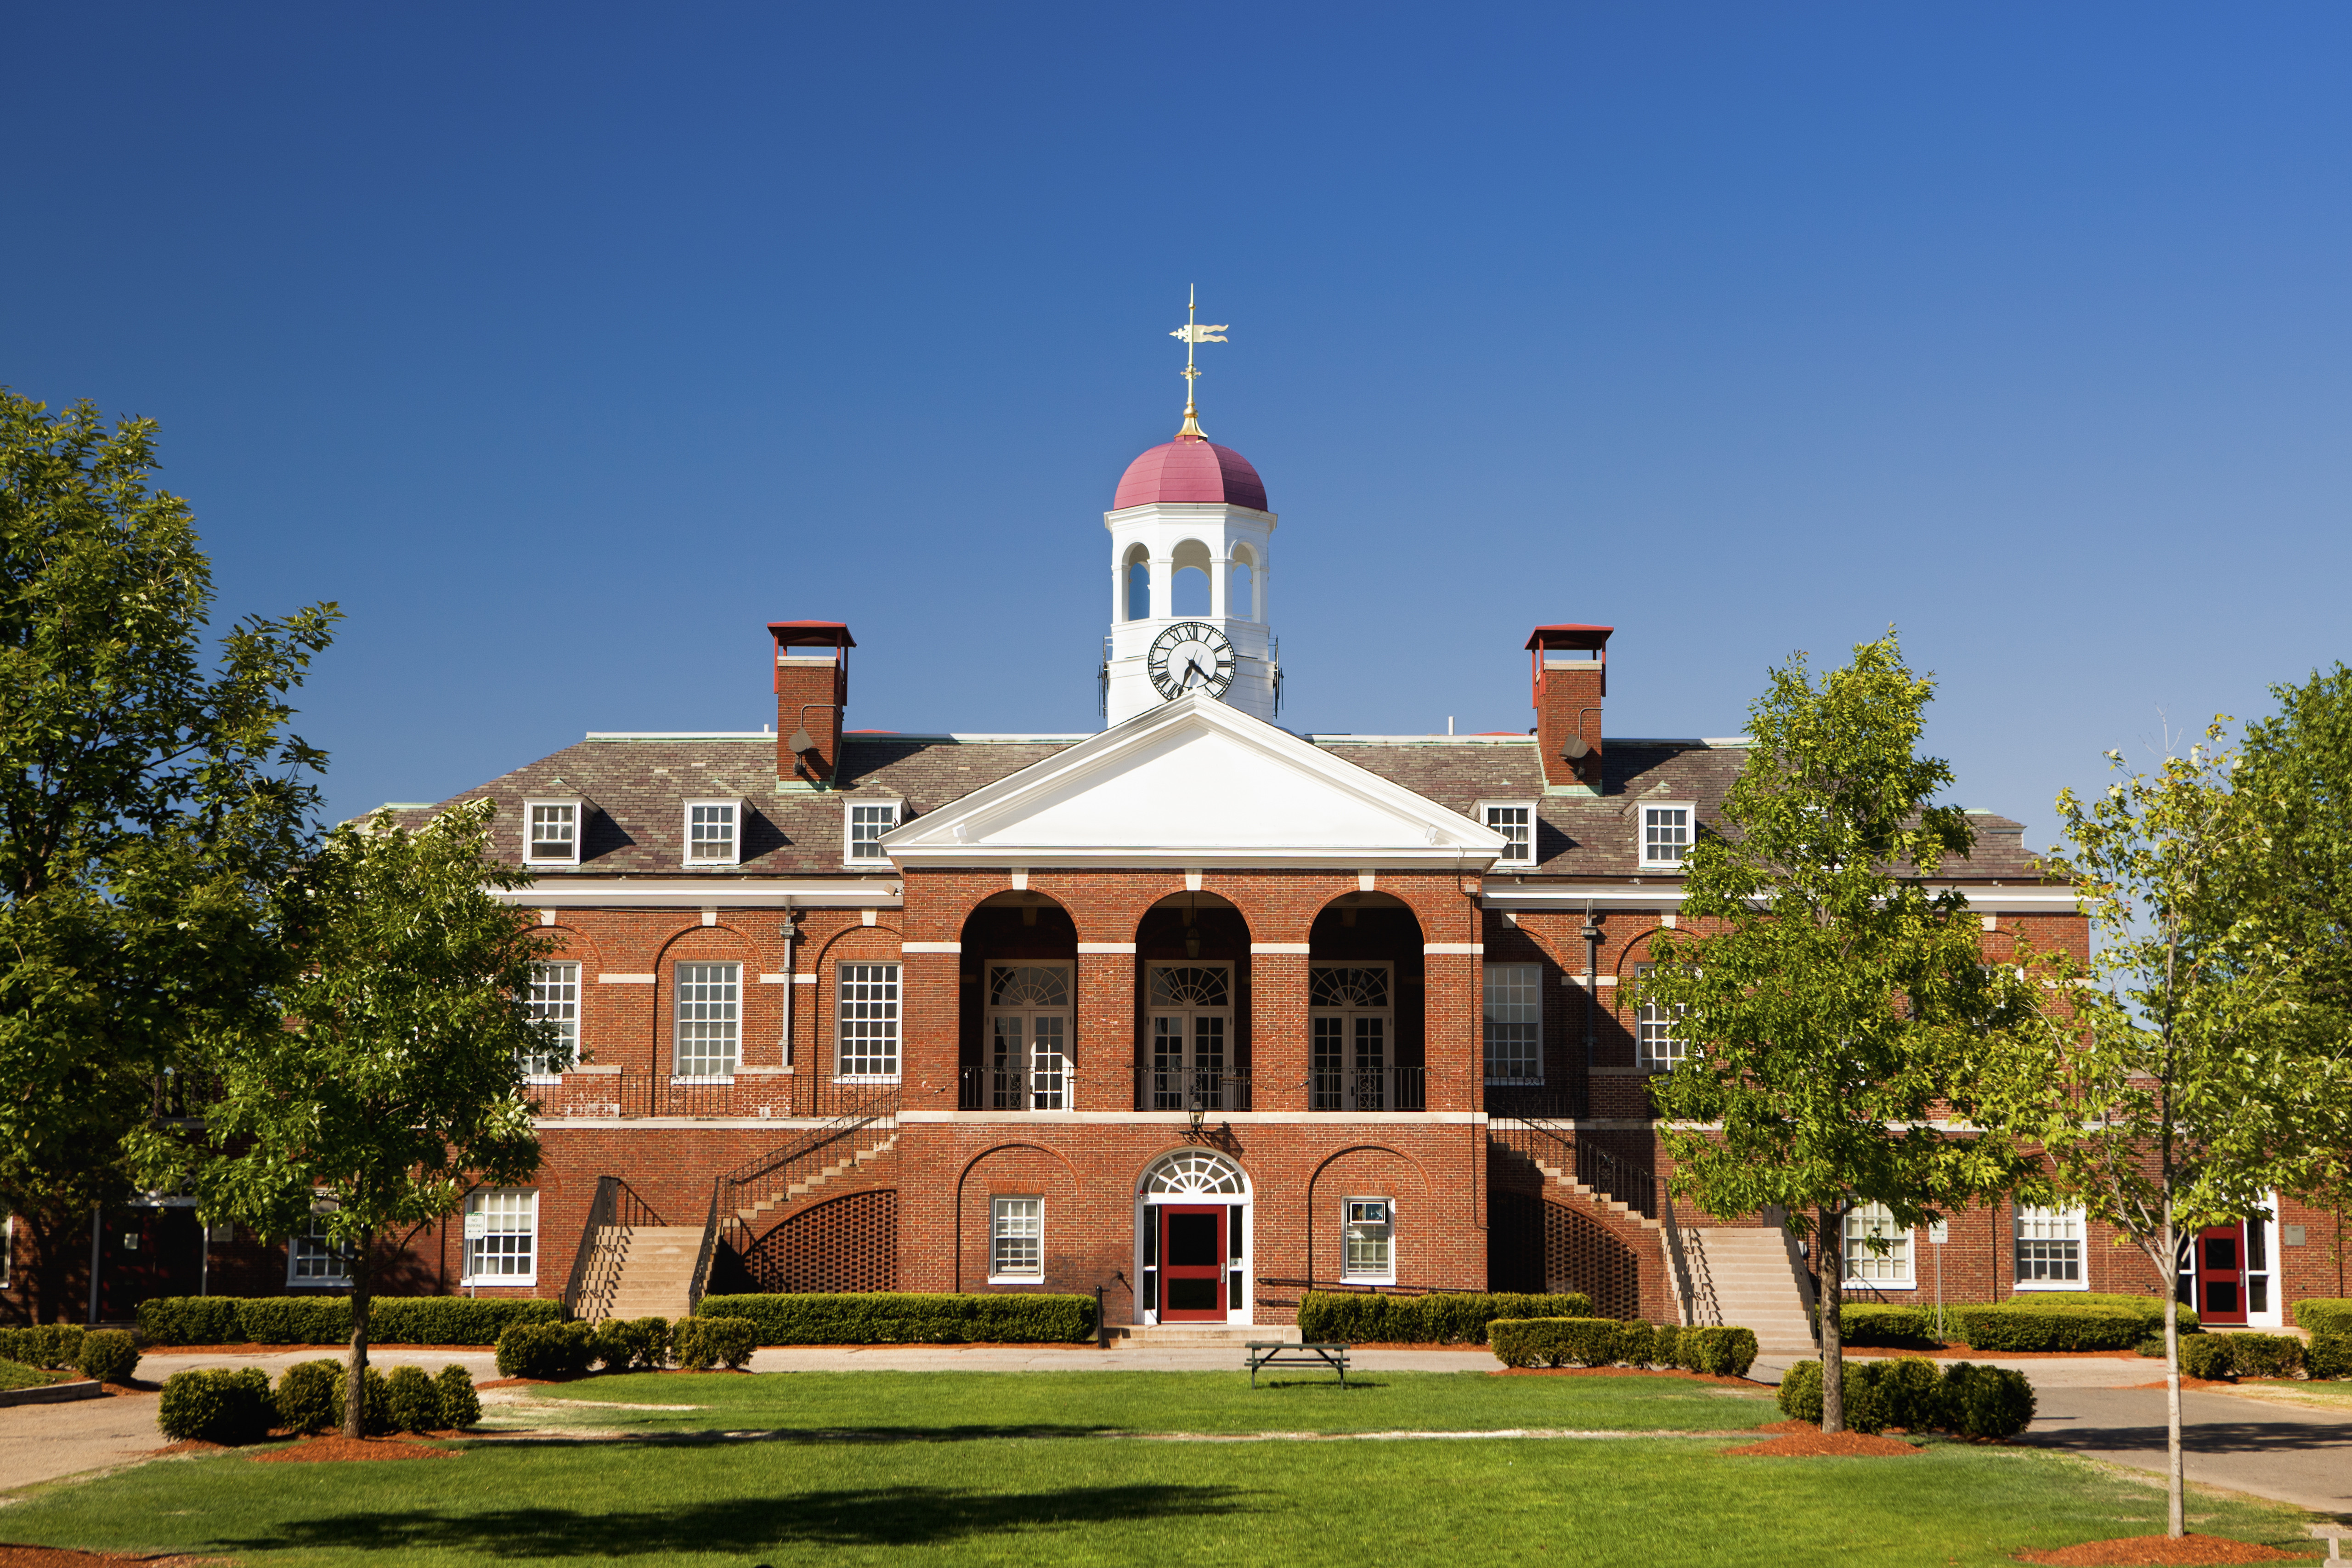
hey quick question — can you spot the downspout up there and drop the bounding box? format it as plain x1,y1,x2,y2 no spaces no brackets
779,906,800,1068
1580,902,1600,1076
86,1205,102,1326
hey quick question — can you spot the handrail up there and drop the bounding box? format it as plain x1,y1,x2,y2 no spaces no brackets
687,1085,904,1310
1492,1119,1660,1222
687,1179,720,1314
562,1177,667,1323
562,1177,618,1320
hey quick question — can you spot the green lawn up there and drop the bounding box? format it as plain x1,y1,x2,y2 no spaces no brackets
0,1371,2322,1568
0,1356,65,1392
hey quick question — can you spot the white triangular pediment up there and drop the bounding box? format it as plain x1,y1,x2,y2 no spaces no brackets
882,693,1506,868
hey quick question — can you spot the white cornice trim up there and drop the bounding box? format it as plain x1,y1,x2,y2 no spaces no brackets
897,1109,1487,1126
494,879,903,909
1076,942,1138,954
1479,883,2080,914
899,942,961,954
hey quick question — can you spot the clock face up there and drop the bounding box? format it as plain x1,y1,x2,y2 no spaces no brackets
1147,621,1237,700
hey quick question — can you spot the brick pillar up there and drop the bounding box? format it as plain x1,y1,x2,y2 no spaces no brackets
1251,951,1310,1111
1422,950,1482,1113
1074,948,1135,1112
899,950,960,1116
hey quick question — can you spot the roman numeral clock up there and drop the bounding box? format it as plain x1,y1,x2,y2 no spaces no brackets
1147,621,1237,700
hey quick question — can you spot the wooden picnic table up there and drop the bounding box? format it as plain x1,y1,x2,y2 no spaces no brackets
1246,1341,1351,1388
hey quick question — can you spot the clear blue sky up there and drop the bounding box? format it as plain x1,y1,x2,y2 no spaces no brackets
8,4,2347,852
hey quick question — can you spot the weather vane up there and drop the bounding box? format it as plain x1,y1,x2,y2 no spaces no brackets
1168,285,1227,438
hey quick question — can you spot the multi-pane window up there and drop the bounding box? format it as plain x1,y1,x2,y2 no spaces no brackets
1483,962,1543,1084
1634,963,1686,1067
837,963,902,1079
1482,803,1533,863
991,1196,1043,1279
1342,1199,1393,1281
1641,804,1693,867
522,961,577,1079
526,801,579,863
1844,1203,1913,1285
464,1189,537,1283
1309,965,1391,1111
2015,1204,2085,1286
988,965,1070,1111
686,802,738,864
846,801,899,863
287,1208,349,1286
674,963,740,1079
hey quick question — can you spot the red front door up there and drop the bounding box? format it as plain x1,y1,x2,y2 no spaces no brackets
1159,1205,1225,1321
2194,1223,2248,1325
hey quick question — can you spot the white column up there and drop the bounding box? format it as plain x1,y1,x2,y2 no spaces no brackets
1151,555,1171,620
1210,550,1227,619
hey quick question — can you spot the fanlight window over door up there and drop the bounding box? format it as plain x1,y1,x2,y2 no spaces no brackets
1141,1149,1248,1198
987,964,1070,1111
1148,964,1238,1113
1310,964,1393,1111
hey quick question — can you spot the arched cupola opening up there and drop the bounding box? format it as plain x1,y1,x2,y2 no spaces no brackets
1307,892,1426,1112
957,892,1079,1110
1135,891,1251,1113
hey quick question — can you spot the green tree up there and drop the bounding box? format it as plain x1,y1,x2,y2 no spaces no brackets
2017,724,2350,1538
138,800,556,1437
0,391,335,1321
1643,632,2040,1433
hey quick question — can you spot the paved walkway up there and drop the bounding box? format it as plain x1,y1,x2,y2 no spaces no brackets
2013,1384,2352,1517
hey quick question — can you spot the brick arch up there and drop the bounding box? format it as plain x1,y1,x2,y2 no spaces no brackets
535,921,607,971
1306,1144,1433,1287
736,1188,898,1294
955,1141,1085,1293
647,921,765,1077
807,920,906,1081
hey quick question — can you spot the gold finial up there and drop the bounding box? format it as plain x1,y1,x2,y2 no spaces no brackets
1168,284,1227,439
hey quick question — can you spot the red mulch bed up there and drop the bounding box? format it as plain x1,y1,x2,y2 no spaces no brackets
251,1434,458,1464
0,1549,237,1566
1492,1366,1760,1388
2013,1534,2298,1564
1849,1347,2154,1362
140,1345,492,1356
2124,1378,2250,1392
1722,1418,1923,1458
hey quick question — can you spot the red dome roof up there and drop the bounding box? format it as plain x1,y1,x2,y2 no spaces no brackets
1113,435,1267,512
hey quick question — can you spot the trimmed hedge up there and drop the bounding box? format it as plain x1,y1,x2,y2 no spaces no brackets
1485,1319,1757,1379
1297,1291,1596,1346
157,1368,275,1445
1951,1304,2146,1353
695,1292,1097,1345
0,1325,85,1370
2294,1298,2352,1336
76,1330,138,1385
2180,1334,2233,1381
1777,1357,2035,1439
2180,1332,2307,1381
136,1295,563,1347
591,1316,673,1372
1839,1304,1941,1348
495,1320,595,1379
676,1317,758,1371
2308,1333,2352,1381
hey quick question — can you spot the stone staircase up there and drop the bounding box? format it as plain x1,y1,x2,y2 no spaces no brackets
600,1226,706,1323
1676,1226,1817,1353
733,1131,899,1224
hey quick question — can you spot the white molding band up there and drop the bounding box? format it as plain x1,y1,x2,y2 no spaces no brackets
493,879,902,909
598,973,656,985
900,942,961,955
1423,943,1484,956
1479,883,2080,915
1249,942,1312,955
757,974,789,984
1076,942,1137,954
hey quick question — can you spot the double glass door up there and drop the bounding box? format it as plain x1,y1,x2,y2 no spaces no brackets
1145,1203,1243,1321
1149,964,1237,1111
986,965,1069,1110
1311,965,1392,1110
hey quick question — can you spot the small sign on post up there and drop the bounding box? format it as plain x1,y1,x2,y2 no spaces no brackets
464,1213,486,1241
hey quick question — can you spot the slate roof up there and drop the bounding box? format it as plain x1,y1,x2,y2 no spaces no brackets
383,730,2040,883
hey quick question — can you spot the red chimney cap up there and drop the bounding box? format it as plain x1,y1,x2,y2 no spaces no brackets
769,621,856,649
1525,624,1614,651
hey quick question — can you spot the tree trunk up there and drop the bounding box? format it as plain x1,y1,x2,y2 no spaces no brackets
1820,1207,1846,1434
342,1228,373,1441
2161,1206,2184,1539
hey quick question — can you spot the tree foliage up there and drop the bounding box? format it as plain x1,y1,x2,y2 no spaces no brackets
136,799,555,1435
0,391,335,1319
1644,631,2040,1432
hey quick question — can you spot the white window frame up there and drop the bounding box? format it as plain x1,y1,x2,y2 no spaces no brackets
673,962,741,1081
683,799,742,867
2013,1202,2088,1291
1341,1197,1395,1285
1843,1202,1915,1288
989,1195,1044,1282
1482,961,1544,1085
523,798,582,866
462,1187,539,1286
1640,802,1696,870
522,960,578,1081
1477,800,1536,866
836,962,902,1082
842,798,903,867
1633,962,1688,1069
286,1199,351,1288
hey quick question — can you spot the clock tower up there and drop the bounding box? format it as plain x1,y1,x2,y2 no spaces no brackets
1101,297,1279,727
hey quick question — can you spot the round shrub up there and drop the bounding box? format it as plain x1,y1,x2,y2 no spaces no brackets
76,1330,139,1386
676,1316,758,1371
384,1364,441,1432
158,1368,274,1445
2180,1334,2235,1381
2308,1333,2352,1382
275,1360,342,1434
591,1315,672,1372
1940,1362,2036,1439
1778,1359,1823,1422
436,1364,482,1428
495,1320,593,1380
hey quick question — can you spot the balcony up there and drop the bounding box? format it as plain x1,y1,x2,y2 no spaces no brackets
1310,1064,1426,1113
959,1062,1074,1111
526,1073,888,1121
1140,1066,1252,1114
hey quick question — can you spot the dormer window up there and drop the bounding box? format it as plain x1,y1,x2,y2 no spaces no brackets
525,800,581,865
1641,803,1695,869
1478,801,1534,864
685,800,740,866
845,799,902,866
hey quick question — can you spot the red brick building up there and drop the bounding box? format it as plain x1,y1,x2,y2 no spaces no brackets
14,413,2343,1337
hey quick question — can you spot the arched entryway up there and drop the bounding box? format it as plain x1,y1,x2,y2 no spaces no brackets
1135,892,1252,1112
958,892,1079,1110
1135,1149,1252,1325
1307,892,1426,1111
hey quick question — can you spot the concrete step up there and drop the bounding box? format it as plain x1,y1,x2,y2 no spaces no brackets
1110,1324,1300,1346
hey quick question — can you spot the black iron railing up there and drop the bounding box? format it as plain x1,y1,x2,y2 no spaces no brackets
1490,1120,1659,1221
1309,1064,1426,1113
562,1176,667,1322
528,1072,893,1121
1139,1067,1252,1114
959,1063,1074,1111
690,1085,903,1308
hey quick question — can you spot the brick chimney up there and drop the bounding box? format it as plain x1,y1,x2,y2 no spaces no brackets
771,622,853,783
1526,624,1611,790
